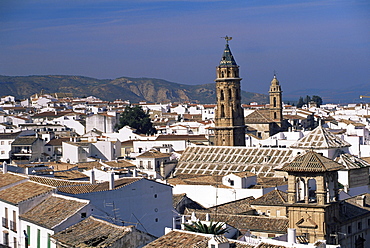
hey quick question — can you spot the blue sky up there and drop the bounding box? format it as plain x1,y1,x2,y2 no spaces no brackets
1,0,369,98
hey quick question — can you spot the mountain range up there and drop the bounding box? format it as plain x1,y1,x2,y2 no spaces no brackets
0,75,268,104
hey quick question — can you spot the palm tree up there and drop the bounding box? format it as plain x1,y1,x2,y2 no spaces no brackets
184,221,228,235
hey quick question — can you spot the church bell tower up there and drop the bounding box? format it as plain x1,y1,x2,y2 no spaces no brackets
214,36,245,146
269,74,283,126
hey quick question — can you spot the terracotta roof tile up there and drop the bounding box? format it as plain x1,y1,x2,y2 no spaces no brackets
290,125,350,149
250,189,287,206
176,147,293,176
0,172,28,188
0,181,54,204
143,230,254,248
57,178,141,194
20,194,89,229
278,151,344,173
52,216,154,247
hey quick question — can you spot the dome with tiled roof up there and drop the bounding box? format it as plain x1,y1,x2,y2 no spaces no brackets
278,151,344,173
290,125,351,149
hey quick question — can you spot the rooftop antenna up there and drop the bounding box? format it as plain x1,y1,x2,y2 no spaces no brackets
273,70,278,78
221,35,232,44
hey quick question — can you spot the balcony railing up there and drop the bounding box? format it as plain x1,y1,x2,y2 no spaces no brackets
2,217,8,228
10,220,16,232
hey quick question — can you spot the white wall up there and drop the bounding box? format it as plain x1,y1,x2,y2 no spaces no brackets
58,179,173,237
172,184,287,208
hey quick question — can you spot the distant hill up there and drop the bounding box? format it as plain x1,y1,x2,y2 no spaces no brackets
0,75,268,104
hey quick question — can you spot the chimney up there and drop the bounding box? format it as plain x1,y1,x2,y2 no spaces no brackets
2,161,7,174
90,168,96,184
356,195,366,207
205,213,210,222
109,171,115,190
287,228,296,244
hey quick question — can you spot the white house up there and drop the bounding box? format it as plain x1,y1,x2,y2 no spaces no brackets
19,194,94,248
85,113,117,133
0,172,55,248
56,177,173,237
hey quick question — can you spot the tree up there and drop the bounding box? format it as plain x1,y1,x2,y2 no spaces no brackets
312,95,323,107
184,221,228,235
117,105,156,135
297,97,304,108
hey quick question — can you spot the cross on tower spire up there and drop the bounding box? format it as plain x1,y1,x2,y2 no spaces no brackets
221,35,232,44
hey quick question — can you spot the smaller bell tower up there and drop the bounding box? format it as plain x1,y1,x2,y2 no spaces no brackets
278,151,344,244
269,74,283,126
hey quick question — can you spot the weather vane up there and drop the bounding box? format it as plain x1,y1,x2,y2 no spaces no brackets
221,35,232,44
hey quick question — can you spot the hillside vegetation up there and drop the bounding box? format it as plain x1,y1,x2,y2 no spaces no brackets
0,75,268,104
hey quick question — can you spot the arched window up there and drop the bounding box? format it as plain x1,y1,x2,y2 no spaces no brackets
273,97,277,107
228,89,232,100
274,112,277,119
221,104,225,117
220,90,224,100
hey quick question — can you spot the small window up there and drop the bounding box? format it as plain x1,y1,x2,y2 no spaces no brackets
154,194,157,198
358,221,362,230
155,218,158,222
230,180,234,186
348,225,352,234
211,245,216,248
81,212,87,218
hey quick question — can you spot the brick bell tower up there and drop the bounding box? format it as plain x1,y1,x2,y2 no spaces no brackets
214,36,245,146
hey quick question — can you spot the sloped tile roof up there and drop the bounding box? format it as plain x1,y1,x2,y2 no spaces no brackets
52,216,154,247
186,196,255,215
104,160,136,168
45,137,70,146
57,177,141,194
176,146,293,176
29,176,90,187
0,181,54,204
20,194,89,229
278,151,344,173
0,172,28,188
334,153,370,170
184,212,288,234
156,135,208,141
339,193,370,223
290,125,350,149
137,149,171,158
12,136,39,145
168,175,230,188
245,109,273,124
143,230,254,248
250,189,287,206
54,170,90,180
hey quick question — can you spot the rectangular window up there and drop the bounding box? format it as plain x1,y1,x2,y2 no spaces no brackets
37,229,41,248
3,232,9,246
14,237,17,248
47,233,51,248
1,141,4,145
348,225,352,234
27,225,31,245
358,221,362,230
2,207,8,228
12,210,17,232
148,161,152,169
